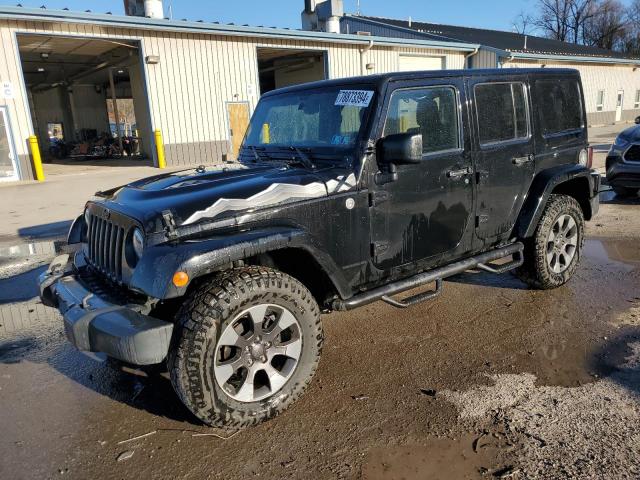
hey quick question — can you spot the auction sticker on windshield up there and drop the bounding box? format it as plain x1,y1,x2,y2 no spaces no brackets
335,90,374,107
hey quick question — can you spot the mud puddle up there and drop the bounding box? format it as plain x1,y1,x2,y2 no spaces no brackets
1,234,639,479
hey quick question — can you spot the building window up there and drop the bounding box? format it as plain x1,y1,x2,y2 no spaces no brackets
635,90,640,109
474,82,529,146
597,90,605,112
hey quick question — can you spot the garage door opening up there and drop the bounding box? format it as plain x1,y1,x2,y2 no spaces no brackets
16,34,154,176
257,48,327,94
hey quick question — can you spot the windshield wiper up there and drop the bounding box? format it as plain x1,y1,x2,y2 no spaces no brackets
288,146,315,169
247,145,263,162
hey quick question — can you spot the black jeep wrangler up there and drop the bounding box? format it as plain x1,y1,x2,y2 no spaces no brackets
39,69,599,430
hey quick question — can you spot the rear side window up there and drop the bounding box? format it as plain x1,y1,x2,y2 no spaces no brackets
535,79,583,135
383,86,460,154
475,82,529,146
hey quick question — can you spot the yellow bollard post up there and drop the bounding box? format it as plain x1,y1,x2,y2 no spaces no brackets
28,135,45,182
154,129,166,169
261,123,270,144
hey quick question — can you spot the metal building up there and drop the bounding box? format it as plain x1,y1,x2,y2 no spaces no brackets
1,1,639,183
0,4,479,181
341,15,640,126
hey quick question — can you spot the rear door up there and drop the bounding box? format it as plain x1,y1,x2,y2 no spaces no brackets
469,77,535,242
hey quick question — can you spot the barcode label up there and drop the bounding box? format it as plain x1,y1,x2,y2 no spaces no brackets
335,90,374,107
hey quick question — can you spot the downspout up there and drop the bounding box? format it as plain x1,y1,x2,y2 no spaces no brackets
360,39,374,76
465,47,479,69
500,53,515,68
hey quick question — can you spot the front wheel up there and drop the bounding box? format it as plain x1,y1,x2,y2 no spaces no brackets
516,194,585,290
168,267,323,430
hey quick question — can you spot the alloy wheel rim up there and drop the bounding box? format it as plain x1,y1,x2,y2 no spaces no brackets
546,214,579,274
213,304,303,403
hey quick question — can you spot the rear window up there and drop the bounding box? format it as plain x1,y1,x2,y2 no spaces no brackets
535,79,583,135
475,82,529,146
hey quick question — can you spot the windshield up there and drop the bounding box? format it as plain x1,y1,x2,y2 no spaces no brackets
244,86,375,149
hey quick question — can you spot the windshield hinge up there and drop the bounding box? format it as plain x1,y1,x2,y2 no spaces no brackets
162,210,178,240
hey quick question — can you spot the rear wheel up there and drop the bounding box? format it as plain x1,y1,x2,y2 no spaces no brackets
613,186,639,198
168,267,323,430
516,194,585,290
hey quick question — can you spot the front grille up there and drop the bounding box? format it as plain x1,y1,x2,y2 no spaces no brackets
624,144,640,163
86,210,127,283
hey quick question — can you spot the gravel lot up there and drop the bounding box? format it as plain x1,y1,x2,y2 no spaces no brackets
1,121,639,479
0,189,638,480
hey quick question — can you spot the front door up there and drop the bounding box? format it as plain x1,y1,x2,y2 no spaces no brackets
0,107,19,182
616,90,624,122
227,102,250,159
370,80,474,270
470,78,535,242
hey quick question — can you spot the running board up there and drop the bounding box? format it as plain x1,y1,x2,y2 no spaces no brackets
332,242,524,311
381,279,443,309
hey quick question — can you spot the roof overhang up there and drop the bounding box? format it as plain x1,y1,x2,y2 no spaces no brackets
503,51,640,66
0,6,480,53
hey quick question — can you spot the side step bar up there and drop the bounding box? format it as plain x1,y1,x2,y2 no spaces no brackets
333,242,523,311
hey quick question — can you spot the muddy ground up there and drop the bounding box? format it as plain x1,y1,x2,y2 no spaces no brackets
1,189,639,480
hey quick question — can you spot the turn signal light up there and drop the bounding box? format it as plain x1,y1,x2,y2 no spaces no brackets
587,146,594,169
173,271,189,288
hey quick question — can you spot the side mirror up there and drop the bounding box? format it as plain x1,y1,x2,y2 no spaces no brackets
378,133,423,165
635,116,640,125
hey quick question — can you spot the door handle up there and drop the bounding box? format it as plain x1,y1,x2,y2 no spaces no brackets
513,155,534,165
447,167,471,179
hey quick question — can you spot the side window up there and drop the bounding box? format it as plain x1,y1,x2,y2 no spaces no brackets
383,86,460,154
475,82,529,146
536,79,583,135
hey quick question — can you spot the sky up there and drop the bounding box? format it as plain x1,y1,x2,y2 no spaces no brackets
8,0,535,33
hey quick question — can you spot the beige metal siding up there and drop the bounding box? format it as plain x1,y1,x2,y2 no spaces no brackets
505,58,640,125
0,18,471,177
473,49,497,69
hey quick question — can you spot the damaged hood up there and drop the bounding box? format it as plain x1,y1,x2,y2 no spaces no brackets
94,162,357,233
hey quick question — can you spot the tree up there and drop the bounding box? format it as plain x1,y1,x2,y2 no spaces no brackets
532,0,575,41
582,0,627,50
513,12,535,35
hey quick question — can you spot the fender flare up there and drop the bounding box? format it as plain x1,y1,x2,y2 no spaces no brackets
129,227,351,300
515,165,598,239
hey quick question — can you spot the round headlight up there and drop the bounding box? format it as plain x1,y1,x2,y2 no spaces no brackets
132,228,145,259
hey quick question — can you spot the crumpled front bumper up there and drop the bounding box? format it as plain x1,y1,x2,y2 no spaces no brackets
38,251,173,365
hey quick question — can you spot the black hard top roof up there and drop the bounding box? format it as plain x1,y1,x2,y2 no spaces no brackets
264,68,580,97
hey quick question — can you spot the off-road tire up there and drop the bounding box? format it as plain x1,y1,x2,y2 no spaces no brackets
612,186,639,198
516,194,585,290
168,266,323,430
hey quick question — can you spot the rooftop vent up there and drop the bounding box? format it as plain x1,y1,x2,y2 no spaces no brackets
123,0,164,19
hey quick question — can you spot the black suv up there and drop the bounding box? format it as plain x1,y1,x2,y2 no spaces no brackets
39,69,599,430
606,118,640,197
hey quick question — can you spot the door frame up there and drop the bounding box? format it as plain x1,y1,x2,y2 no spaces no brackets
0,106,20,182
225,101,251,159
369,77,475,271
616,89,624,122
